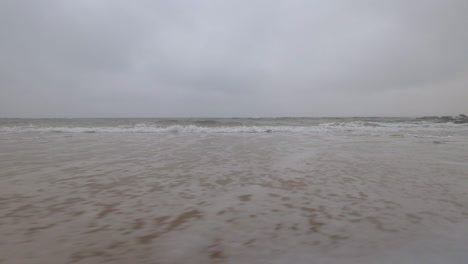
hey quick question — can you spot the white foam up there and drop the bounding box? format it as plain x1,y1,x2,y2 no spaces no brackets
0,125,314,134
1,121,467,134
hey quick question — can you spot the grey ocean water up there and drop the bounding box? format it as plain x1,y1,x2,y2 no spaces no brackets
1,117,468,264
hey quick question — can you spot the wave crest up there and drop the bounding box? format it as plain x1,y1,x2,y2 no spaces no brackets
1,121,467,134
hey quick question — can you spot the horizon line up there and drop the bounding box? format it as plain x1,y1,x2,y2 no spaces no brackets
1,115,464,119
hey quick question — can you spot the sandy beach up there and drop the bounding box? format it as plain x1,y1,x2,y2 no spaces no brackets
1,120,468,263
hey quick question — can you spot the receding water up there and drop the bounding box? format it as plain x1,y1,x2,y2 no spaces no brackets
1,117,468,264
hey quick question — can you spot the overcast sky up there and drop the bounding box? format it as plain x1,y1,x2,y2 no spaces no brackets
1,0,467,117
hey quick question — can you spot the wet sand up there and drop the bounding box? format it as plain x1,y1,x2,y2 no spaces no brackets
1,132,468,263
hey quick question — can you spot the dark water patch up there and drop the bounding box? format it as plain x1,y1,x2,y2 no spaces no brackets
239,195,252,201
138,209,203,244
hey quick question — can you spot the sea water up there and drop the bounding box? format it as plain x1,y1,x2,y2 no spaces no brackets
1,117,468,263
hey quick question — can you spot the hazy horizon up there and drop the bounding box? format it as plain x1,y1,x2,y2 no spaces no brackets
1,1,468,118
1,114,464,119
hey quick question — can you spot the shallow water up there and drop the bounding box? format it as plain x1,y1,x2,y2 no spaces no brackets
1,118,468,263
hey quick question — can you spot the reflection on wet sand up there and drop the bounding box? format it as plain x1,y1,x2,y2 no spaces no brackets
1,132,468,263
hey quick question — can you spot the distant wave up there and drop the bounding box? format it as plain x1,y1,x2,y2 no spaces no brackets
1,121,467,134
416,114,468,124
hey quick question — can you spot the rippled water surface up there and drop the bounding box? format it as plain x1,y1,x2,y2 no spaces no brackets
1,118,468,263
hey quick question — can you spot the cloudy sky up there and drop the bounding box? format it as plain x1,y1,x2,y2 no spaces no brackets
1,0,467,117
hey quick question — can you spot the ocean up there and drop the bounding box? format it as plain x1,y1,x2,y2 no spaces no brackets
1,117,468,264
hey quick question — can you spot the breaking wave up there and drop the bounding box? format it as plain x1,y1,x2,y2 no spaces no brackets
1,121,467,134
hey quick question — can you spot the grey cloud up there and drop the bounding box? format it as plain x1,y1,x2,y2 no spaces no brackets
1,0,467,117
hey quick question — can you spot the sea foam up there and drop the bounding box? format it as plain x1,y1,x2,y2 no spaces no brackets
0,121,467,134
